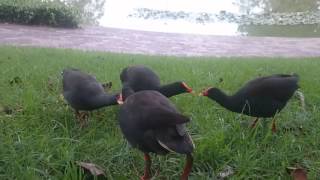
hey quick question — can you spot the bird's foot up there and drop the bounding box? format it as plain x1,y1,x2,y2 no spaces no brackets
75,111,89,128
250,118,259,129
95,110,104,119
140,175,151,180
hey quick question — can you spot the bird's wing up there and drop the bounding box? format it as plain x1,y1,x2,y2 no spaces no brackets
63,70,97,91
245,76,299,102
155,126,194,154
140,107,190,129
120,66,161,91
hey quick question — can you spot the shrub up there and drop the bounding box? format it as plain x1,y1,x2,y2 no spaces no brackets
0,0,81,28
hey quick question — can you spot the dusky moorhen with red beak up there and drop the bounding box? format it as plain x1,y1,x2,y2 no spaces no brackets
120,65,193,100
118,84,194,180
201,74,299,132
62,68,119,126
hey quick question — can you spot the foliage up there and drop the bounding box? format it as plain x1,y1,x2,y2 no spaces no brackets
65,0,106,25
0,0,81,28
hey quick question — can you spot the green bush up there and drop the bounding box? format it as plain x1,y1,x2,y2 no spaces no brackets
0,0,80,28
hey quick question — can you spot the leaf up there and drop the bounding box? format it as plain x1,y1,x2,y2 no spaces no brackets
76,161,106,178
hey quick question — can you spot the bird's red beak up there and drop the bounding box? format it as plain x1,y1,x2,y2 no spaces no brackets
181,82,193,93
199,88,210,96
116,93,124,105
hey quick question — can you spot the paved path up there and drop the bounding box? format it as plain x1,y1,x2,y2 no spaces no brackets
0,23,320,57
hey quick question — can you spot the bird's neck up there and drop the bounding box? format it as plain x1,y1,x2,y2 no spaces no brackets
158,82,183,97
122,83,135,100
208,89,238,112
94,93,118,108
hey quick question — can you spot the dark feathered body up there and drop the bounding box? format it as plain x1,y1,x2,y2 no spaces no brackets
205,74,299,117
120,65,160,91
119,90,194,155
120,65,192,99
62,68,118,111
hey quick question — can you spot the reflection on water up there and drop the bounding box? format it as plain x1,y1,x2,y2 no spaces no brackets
244,0,320,13
239,24,320,37
85,0,320,37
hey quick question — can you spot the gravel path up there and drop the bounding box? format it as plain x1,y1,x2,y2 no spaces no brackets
1,23,320,57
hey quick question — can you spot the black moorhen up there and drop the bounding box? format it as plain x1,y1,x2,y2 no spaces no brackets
118,84,194,180
120,65,193,100
62,68,118,126
201,74,299,132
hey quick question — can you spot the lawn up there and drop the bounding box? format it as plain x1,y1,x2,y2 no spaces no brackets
0,46,319,179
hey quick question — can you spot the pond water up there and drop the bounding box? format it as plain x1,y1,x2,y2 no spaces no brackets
96,0,320,37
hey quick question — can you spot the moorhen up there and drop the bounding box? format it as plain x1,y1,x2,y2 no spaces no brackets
118,84,194,180
200,74,299,132
62,68,119,126
120,65,193,100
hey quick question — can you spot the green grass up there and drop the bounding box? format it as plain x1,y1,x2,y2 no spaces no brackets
0,46,320,179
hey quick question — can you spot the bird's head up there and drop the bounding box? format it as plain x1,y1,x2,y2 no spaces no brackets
199,87,221,97
180,82,194,94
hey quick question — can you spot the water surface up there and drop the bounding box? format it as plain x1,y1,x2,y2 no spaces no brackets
95,0,320,37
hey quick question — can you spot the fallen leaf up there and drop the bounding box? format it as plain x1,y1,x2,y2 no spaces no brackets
76,161,106,178
217,165,234,179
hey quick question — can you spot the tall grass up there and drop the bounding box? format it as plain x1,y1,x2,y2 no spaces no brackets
0,46,319,179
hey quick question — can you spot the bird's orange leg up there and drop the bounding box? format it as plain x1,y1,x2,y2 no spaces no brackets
181,154,193,180
271,117,277,133
250,117,259,128
140,153,152,180
75,110,81,120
